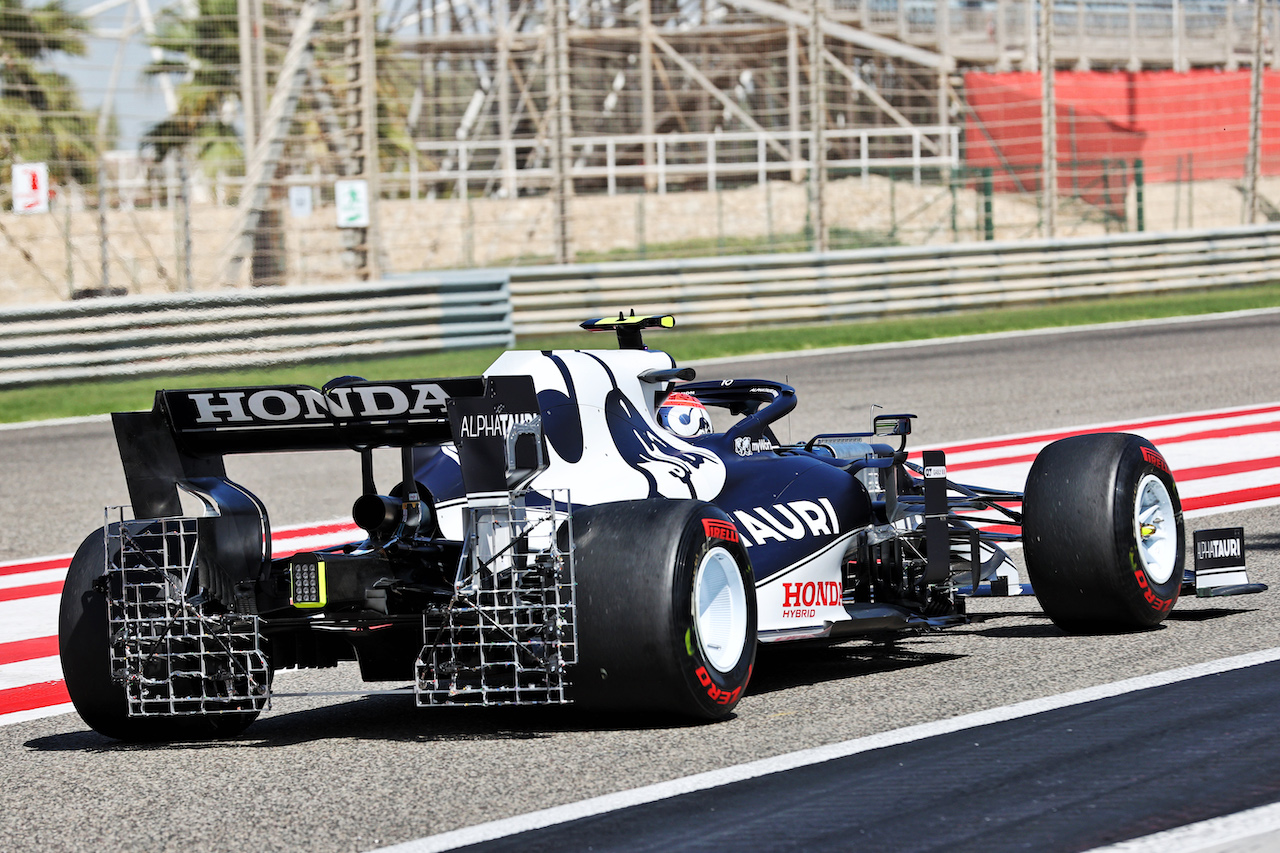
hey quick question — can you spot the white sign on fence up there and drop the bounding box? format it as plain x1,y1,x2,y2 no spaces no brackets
288,185,313,219
335,179,369,228
12,163,49,214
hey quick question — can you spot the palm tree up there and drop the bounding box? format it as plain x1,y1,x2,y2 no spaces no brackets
142,0,418,175
0,0,96,183
139,0,243,165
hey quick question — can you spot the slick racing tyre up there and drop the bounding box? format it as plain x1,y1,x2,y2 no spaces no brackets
58,525,261,741
1023,433,1184,632
567,499,757,719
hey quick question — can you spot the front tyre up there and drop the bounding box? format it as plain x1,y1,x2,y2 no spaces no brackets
568,500,757,719
1023,433,1184,632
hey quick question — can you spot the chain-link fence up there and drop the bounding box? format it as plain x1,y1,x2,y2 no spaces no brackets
2,0,1278,307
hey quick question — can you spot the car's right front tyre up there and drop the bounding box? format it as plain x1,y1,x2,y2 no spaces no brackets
1023,433,1184,633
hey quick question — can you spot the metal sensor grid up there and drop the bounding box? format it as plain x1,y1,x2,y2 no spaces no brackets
416,492,576,707
105,510,270,717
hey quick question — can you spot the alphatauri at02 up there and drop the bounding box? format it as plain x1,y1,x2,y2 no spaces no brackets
60,315,1189,739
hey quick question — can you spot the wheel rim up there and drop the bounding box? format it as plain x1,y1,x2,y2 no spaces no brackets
1134,474,1177,584
693,546,748,673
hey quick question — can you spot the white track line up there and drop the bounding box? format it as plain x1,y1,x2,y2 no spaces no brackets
0,414,110,432
375,647,1280,853
1088,801,1280,852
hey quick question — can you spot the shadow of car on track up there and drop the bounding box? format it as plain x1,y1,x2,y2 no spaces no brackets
746,642,964,697
968,609,1180,638
973,622,1163,639
1164,607,1256,622
26,600,1257,753
1243,532,1280,555
964,604,1254,638
24,691,747,753
28,642,970,752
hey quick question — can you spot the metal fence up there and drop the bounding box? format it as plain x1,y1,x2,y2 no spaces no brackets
9,0,1279,310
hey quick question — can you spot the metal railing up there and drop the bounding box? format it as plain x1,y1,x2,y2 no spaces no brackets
2,225,1277,388
410,126,961,199
505,224,1280,335
0,270,512,388
83,124,960,218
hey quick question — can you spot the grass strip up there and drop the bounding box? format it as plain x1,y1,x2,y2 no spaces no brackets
2,282,1277,425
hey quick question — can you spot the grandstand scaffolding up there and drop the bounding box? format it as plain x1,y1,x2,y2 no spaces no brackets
0,0,1277,301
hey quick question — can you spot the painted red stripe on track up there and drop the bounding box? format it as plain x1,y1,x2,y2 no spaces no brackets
1182,483,1280,511
0,558,70,578
1175,455,1280,482
0,538,353,599
0,581,63,603
0,636,58,666
0,523,352,583
945,452,1038,474
941,421,1280,474
1161,420,1280,445
0,680,69,716
927,403,1280,457
275,522,358,538
977,484,1280,535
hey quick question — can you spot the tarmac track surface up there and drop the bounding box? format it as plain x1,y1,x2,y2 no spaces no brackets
1,311,1279,853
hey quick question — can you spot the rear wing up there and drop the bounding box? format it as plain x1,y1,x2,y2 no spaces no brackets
111,375,544,602
144,377,485,455
110,375,547,519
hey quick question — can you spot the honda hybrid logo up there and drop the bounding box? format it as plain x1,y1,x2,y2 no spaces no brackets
185,383,450,424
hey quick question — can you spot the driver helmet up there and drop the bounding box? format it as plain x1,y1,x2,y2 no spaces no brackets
657,391,713,438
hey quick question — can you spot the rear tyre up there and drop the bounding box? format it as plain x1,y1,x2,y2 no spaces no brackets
1023,433,1184,633
58,526,260,741
568,499,756,719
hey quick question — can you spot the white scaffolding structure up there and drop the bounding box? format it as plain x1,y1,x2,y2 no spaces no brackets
14,0,1276,294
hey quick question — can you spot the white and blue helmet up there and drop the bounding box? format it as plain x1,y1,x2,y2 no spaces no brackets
657,391,713,438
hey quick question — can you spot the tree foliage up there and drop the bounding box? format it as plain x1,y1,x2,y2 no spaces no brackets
140,0,243,164
0,0,96,183
141,0,416,177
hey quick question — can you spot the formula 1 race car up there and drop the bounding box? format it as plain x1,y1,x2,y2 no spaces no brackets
60,314,1189,740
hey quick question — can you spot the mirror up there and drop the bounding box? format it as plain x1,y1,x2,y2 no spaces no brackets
873,414,915,437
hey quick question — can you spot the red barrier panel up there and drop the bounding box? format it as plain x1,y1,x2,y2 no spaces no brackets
965,70,1280,203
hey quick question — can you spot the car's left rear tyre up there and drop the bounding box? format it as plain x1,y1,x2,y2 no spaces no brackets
567,499,756,719
59,525,260,741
